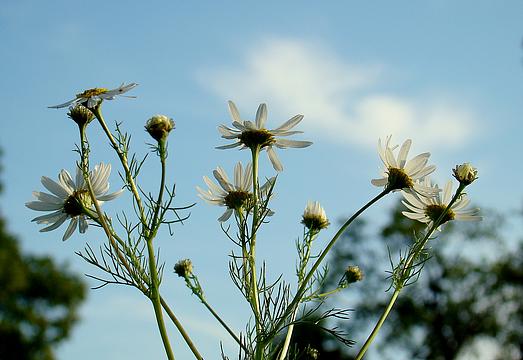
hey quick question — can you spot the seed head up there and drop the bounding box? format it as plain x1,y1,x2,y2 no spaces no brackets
174,259,193,278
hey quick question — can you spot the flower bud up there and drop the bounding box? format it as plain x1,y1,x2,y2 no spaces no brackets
301,201,329,231
174,259,193,278
452,163,478,185
67,105,94,127
145,115,175,142
345,265,364,284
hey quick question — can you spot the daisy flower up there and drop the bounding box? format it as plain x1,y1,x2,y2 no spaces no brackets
401,177,482,229
197,162,275,222
217,101,312,172
49,83,138,109
301,201,330,231
26,163,123,241
371,135,437,195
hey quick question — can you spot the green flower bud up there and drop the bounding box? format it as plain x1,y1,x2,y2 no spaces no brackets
174,259,193,278
145,114,175,142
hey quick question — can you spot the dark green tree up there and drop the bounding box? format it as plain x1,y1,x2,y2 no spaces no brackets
0,160,86,359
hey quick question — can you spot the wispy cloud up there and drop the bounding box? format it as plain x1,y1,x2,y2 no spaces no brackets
200,37,479,150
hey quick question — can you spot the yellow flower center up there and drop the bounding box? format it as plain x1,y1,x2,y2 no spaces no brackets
301,214,329,231
239,129,275,149
63,190,92,217
425,204,455,225
76,88,108,99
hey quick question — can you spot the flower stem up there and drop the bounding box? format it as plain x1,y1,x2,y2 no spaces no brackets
250,147,264,360
270,189,390,342
354,184,467,360
90,107,177,359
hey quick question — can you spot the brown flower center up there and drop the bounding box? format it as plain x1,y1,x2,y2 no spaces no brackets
425,204,455,225
239,129,275,149
63,190,91,217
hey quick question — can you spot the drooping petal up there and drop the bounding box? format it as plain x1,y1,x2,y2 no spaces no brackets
79,216,89,233
267,147,283,172
39,215,68,232
62,218,78,241
218,208,234,222
32,210,66,224
48,98,78,109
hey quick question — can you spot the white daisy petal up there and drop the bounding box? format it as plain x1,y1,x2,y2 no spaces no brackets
40,215,68,232
267,147,283,172
62,218,78,241
41,176,70,198
28,162,121,239
256,103,267,128
228,101,242,123
397,139,412,169
274,139,313,149
26,201,64,211
218,209,234,222
273,115,304,132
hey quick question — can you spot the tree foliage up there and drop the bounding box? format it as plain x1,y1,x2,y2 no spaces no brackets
0,164,86,359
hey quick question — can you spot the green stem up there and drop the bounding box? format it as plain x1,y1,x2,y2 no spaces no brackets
147,239,175,360
91,107,177,359
200,296,247,352
354,184,467,360
269,189,390,342
354,289,400,360
250,147,263,360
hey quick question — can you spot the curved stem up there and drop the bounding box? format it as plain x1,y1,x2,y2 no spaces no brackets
354,289,400,360
354,184,467,360
269,189,390,341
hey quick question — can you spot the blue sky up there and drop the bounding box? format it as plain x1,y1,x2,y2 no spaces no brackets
1,1,522,359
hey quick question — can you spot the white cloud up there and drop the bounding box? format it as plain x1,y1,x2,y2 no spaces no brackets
200,37,479,150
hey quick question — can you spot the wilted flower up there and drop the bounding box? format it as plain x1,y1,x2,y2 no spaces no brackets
401,177,482,229
301,201,329,231
145,114,175,142
371,136,437,195
49,83,138,109
196,162,275,222
174,259,193,278
26,163,123,241
217,101,312,171
453,163,478,186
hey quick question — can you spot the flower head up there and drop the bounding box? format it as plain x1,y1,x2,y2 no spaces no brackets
371,136,437,195
145,114,175,142
196,162,274,222
344,265,364,284
49,83,138,109
67,105,94,127
26,163,123,241
217,101,312,171
174,259,193,278
401,177,482,229
453,163,478,186
301,201,329,231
